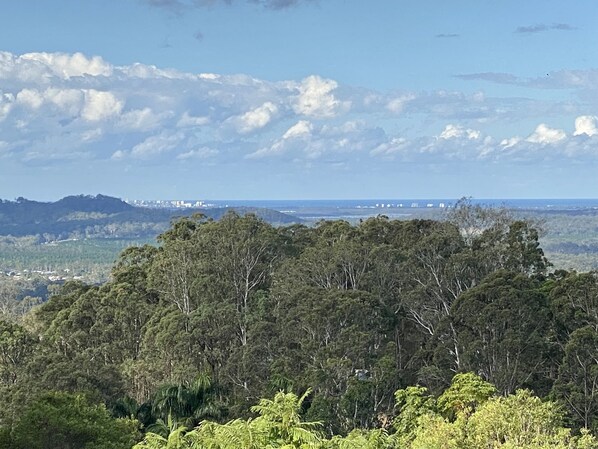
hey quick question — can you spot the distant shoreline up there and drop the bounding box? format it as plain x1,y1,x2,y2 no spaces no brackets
148,198,598,211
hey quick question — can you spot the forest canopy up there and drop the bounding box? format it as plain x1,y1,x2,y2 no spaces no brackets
0,204,597,447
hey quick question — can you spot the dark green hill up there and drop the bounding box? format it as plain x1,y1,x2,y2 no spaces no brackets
0,195,301,239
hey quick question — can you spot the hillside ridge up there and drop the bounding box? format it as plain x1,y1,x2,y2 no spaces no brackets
0,194,301,239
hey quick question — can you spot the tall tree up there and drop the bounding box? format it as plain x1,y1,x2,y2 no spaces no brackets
451,271,552,395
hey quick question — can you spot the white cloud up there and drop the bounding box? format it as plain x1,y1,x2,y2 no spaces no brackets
16,89,44,109
81,128,103,142
44,88,84,115
439,124,481,140
235,101,278,133
526,123,566,144
20,52,113,78
198,73,220,80
247,119,385,161
246,120,313,159
81,90,123,121
2,49,598,172
573,115,598,137
177,147,219,160
370,137,409,156
247,141,286,160
16,88,84,115
0,93,14,121
177,112,210,128
130,132,184,159
292,75,348,118
283,120,313,139
118,108,168,131
111,150,126,160
500,137,521,148
123,62,192,80
387,94,416,113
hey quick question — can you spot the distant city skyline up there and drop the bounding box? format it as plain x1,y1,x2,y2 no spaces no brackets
1,0,597,200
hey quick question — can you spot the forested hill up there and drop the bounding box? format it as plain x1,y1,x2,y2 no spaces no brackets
0,194,301,239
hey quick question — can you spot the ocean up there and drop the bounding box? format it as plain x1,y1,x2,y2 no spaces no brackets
206,198,598,210
197,198,598,223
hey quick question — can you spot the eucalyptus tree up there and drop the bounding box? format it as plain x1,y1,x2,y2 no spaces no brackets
0,279,21,321
451,270,552,395
549,271,598,431
0,320,35,386
552,326,598,432
141,212,284,405
397,201,549,383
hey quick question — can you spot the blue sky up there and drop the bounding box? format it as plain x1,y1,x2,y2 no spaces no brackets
1,0,597,200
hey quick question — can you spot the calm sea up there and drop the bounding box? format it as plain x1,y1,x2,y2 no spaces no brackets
205,199,598,210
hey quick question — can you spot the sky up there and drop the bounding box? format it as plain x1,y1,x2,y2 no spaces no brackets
1,0,597,200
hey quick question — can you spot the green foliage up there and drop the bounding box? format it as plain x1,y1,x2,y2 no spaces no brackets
465,390,572,449
552,326,598,432
393,386,436,445
0,319,35,385
4,211,598,446
549,271,598,431
137,390,323,449
150,373,224,430
407,385,597,449
451,270,553,395
134,383,598,449
6,391,139,449
326,428,394,449
436,372,496,419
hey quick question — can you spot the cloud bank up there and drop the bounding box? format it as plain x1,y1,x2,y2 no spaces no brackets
0,50,597,173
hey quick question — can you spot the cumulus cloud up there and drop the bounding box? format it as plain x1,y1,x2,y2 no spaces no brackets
81,90,123,121
500,137,521,149
439,124,481,140
370,137,409,157
292,75,348,118
15,88,84,115
282,120,312,139
16,89,44,109
43,88,85,115
247,120,312,159
368,116,598,164
130,132,184,159
526,124,566,144
118,108,169,131
177,146,219,160
176,112,210,128
20,52,112,78
233,101,278,133
573,115,598,137
387,94,416,113
0,93,13,121
2,50,598,171
247,119,385,160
